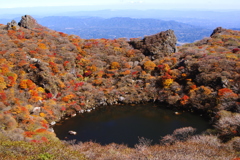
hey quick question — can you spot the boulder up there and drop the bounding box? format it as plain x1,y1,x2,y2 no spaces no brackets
210,27,230,38
129,30,177,59
18,15,43,29
7,20,20,30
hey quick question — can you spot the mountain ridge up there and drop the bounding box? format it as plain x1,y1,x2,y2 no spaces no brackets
33,16,212,43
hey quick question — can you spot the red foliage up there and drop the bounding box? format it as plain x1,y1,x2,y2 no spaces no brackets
0,92,7,101
63,61,69,67
7,76,15,86
75,82,84,88
46,93,53,99
80,102,85,106
0,51,7,55
180,95,189,105
84,70,92,77
131,71,138,75
49,62,56,66
162,73,172,79
29,64,37,69
182,95,189,100
76,55,82,60
232,48,240,53
190,85,197,90
158,65,164,70
30,140,40,143
41,136,48,142
29,50,37,54
60,106,66,111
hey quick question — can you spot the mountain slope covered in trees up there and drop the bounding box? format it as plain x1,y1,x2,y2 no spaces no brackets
0,15,239,159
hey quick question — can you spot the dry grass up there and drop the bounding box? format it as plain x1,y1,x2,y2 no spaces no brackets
0,131,238,160
69,135,237,160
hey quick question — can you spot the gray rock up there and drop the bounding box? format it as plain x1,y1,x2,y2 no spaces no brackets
18,15,42,29
129,30,177,59
7,20,20,30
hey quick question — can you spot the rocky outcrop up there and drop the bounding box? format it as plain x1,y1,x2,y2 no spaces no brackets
210,27,230,38
18,15,43,29
129,30,177,59
6,15,45,30
7,20,20,30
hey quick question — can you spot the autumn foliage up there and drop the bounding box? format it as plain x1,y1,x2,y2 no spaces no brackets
0,16,239,158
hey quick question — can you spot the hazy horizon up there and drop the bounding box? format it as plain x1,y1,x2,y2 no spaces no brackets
1,0,240,10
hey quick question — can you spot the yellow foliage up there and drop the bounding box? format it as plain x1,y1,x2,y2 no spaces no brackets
19,70,26,76
114,47,122,52
58,80,66,88
47,99,57,105
0,76,4,83
37,87,45,93
163,64,170,71
25,105,33,110
163,78,174,88
0,82,7,91
29,96,43,102
226,54,238,60
39,112,46,117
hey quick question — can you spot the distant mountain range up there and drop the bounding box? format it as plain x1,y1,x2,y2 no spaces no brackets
1,9,240,28
0,16,216,43
33,16,211,43
1,9,240,43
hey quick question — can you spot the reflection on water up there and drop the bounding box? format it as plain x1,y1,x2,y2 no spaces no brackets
54,103,211,147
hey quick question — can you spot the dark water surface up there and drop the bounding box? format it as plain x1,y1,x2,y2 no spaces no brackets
54,103,211,147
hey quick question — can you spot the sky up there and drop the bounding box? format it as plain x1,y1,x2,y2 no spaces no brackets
0,0,240,10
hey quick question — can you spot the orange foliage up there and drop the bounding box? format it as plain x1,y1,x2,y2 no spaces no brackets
144,61,156,72
121,70,131,75
24,131,36,138
111,62,120,70
62,94,75,102
35,128,47,133
19,80,28,89
49,61,59,73
38,43,47,49
218,88,238,98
